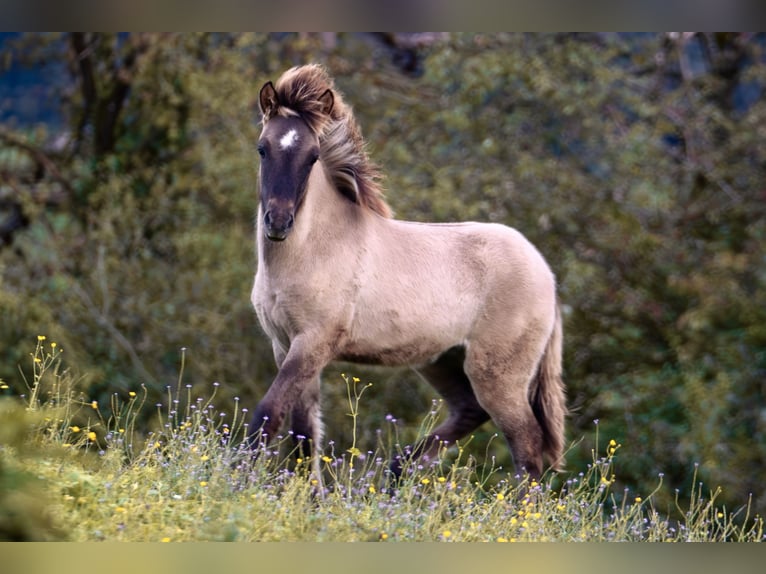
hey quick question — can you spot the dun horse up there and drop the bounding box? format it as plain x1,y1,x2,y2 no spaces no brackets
249,64,566,481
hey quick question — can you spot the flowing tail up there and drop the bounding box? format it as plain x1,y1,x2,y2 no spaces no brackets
530,303,567,471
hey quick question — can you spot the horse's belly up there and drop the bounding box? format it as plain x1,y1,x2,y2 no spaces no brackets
336,341,450,367
338,317,466,367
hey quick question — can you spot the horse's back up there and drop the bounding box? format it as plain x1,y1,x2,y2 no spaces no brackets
383,218,555,300
339,217,556,366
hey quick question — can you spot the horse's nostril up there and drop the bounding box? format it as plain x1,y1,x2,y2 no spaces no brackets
263,209,294,241
264,210,293,230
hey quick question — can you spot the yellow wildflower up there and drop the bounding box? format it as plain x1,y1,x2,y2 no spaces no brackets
496,492,505,501
129,391,136,398
421,478,431,485
70,426,81,433
161,537,171,543
199,481,208,487
88,431,97,442
442,530,452,539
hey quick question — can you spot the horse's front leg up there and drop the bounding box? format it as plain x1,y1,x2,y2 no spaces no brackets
260,341,323,463
247,339,328,462
290,375,324,485
290,375,323,459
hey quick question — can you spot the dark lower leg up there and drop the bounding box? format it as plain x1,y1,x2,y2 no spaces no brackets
290,384,322,459
247,398,285,449
499,411,545,479
390,406,490,477
391,347,489,477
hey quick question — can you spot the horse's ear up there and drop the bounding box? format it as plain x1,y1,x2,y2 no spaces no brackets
259,81,279,117
318,88,334,115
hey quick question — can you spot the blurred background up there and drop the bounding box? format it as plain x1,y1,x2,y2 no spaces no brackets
1,32,764,514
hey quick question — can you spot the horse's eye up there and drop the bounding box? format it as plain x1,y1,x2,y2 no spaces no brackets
257,145,266,158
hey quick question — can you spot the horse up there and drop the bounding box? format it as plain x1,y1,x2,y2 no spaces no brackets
248,64,566,484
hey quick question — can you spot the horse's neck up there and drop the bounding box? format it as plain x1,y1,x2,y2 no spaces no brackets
258,163,365,268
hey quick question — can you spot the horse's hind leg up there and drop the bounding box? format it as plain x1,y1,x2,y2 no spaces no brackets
393,346,490,476
464,336,547,479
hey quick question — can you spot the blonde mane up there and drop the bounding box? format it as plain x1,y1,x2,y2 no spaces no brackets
264,64,392,219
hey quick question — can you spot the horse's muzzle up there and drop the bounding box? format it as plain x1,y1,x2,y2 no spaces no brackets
263,209,294,241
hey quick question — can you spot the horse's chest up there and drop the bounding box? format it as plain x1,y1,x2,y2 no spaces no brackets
252,270,342,343
252,278,293,340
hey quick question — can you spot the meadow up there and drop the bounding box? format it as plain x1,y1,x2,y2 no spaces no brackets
0,336,762,542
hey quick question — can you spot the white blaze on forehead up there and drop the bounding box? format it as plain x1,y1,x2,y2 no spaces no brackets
279,128,299,150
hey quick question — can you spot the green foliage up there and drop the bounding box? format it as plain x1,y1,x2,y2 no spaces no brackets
1,33,765,517
0,400,70,541
0,337,69,540
2,353,762,542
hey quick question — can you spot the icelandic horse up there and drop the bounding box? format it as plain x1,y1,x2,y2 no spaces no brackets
248,64,566,484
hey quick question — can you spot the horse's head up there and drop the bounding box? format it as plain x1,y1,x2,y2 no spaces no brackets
257,80,334,242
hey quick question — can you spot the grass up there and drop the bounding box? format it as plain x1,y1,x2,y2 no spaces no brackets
0,336,763,542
